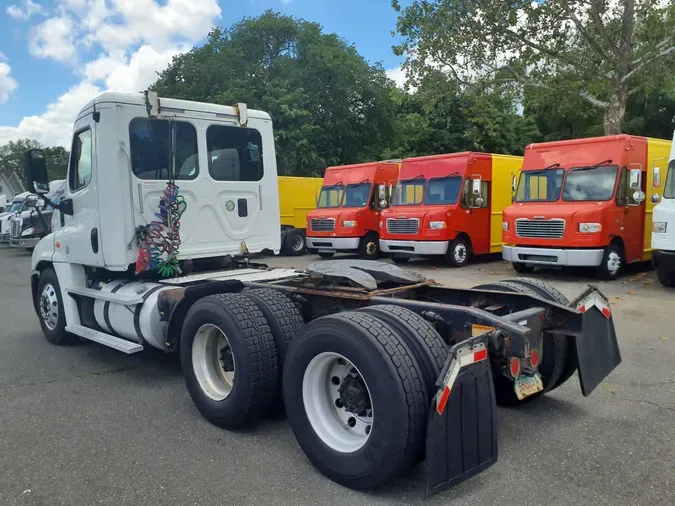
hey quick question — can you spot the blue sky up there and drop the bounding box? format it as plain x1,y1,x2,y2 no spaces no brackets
0,0,411,147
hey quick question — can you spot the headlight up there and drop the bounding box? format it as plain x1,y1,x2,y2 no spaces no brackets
502,221,509,231
379,220,384,229
342,220,357,228
21,227,35,237
429,221,447,230
652,221,667,233
578,222,602,233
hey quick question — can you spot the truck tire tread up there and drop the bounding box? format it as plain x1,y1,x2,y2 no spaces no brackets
181,293,278,428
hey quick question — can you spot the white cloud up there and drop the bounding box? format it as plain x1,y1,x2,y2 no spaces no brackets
386,66,407,88
0,62,19,103
6,0,43,20
29,16,77,62
2,0,221,146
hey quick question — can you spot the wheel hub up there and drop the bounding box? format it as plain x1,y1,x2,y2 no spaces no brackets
292,235,303,251
39,283,59,330
455,244,467,262
338,375,369,414
219,345,234,372
366,242,377,255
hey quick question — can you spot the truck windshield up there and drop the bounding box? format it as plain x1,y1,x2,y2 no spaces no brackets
516,168,565,202
562,165,618,201
424,176,462,205
317,185,344,208
5,200,25,213
343,183,372,208
392,180,425,206
664,160,675,199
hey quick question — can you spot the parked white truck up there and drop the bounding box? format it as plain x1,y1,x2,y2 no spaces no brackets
8,180,65,249
0,191,33,244
651,131,675,287
25,91,621,498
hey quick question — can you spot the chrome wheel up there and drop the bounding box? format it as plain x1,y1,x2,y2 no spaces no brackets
302,352,373,453
454,243,467,264
192,324,235,401
366,241,377,256
291,234,305,252
39,283,59,330
607,251,621,276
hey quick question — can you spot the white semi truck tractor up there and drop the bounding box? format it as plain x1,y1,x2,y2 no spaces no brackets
652,131,675,287
25,91,622,498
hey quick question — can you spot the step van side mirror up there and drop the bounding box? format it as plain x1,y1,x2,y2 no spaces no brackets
629,168,645,206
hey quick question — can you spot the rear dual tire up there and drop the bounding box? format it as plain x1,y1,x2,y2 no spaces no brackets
283,311,432,489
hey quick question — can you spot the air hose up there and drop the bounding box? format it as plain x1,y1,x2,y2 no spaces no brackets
135,182,187,277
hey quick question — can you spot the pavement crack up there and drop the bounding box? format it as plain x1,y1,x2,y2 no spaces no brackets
0,365,142,392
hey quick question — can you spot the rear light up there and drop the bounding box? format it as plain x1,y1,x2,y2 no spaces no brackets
510,357,520,377
530,349,539,367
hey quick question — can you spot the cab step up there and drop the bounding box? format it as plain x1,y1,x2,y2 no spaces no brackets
66,325,143,354
67,287,144,305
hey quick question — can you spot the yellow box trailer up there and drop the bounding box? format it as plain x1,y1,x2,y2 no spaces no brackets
278,176,323,255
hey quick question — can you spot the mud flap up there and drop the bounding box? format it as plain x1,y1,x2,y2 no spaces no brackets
425,351,498,498
575,305,622,396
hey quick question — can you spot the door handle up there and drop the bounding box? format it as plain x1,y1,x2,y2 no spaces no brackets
259,185,263,210
137,183,144,213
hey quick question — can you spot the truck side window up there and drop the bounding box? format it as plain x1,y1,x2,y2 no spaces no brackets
70,129,92,192
129,119,199,181
207,125,264,182
461,180,489,208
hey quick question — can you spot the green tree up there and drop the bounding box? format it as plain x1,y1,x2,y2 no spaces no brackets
152,11,398,176
393,0,675,135
0,139,69,187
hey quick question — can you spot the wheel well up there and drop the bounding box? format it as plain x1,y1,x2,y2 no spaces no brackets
364,230,379,240
455,232,472,252
609,236,626,258
31,261,52,312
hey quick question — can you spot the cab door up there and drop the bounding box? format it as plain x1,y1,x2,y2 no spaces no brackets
616,165,646,263
54,118,104,267
461,178,491,255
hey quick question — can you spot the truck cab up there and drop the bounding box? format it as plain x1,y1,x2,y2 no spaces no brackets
305,162,399,259
503,135,671,280
1,191,33,244
9,180,66,249
651,130,675,287
379,152,521,266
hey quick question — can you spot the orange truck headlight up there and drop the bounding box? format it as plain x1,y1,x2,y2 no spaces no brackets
578,222,602,233
342,220,357,228
429,221,446,230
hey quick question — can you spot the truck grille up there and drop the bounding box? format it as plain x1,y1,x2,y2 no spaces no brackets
10,217,22,238
310,218,335,232
515,218,565,239
386,218,420,235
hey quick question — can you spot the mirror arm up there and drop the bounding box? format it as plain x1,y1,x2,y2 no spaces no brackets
40,194,74,216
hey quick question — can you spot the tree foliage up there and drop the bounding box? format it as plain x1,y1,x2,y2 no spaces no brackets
393,0,675,135
0,139,69,188
152,11,398,176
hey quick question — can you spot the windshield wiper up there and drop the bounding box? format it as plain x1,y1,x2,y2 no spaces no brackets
575,159,613,171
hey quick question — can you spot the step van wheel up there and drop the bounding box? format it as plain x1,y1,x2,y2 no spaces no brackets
180,293,278,429
472,280,568,406
596,244,622,280
283,312,427,490
512,262,535,274
358,232,380,260
283,229,306,256
445,236,470,267
36,267,73,345
501,277,577,390
242,288,305,415
357,305,448,392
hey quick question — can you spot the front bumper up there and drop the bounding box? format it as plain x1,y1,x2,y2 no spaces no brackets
380,239,449,256
10,236,41,248
503,245,604,267
306,236,360,251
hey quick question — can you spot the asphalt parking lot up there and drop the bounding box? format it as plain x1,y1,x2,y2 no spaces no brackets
1,248,674,506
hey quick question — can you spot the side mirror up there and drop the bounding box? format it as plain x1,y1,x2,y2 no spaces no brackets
25,149,50,194
378,184,386,200
629,168,642,190
511,174,517,192
633,190,646,204
653,166,661,188
379,199,388,209
474,197,484,208
651,193,661,204
471,178,482,196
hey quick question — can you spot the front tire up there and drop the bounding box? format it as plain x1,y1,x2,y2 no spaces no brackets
283,312,427,490
657,265,675,287
596,244,622,280
358,232,380,260
282,229,306,256
36,267,71,345
180,293,278,429
445,236,470,267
